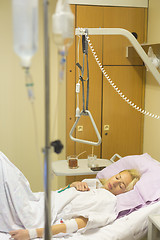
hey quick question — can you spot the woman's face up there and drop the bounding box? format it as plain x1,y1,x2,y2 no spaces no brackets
104,171,132,195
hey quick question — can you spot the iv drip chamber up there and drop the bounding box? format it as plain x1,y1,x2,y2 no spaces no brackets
12,0,38,68
52,0,74,54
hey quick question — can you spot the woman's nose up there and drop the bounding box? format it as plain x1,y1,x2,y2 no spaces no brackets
113,180,120,188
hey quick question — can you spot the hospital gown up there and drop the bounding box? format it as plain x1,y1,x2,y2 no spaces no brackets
53,179,117,232
0,152,117,235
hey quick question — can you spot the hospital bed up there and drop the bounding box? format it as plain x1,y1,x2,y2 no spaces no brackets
1,201,160,240
1,152,160,240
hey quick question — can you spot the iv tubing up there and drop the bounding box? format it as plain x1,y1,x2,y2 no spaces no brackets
43,0,51,239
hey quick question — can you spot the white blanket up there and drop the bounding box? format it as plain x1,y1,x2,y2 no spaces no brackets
0,152,117,235
0,152,45,231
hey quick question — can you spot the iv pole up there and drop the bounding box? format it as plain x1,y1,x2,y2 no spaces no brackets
43,0,51,239
42,0,73,238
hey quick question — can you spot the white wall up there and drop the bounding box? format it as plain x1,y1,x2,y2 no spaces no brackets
143,0,160,160
0,0,66,191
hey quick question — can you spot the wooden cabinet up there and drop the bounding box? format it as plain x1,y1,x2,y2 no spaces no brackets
102,66,145,159
66,5,147,183
103,7,147,65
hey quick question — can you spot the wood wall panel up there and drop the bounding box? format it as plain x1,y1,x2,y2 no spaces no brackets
103,7,146,65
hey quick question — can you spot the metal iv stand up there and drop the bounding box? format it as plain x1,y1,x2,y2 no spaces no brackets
43,1,64,239
43,0,51,239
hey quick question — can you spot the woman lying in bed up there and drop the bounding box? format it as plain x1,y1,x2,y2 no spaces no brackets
9,169,140,240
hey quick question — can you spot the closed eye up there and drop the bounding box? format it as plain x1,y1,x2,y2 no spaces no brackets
115,174,120,180
119,183,125,190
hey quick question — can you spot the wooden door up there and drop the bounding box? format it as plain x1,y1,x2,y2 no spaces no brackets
102,66,145,159
67,5,104,159
102,7,147,159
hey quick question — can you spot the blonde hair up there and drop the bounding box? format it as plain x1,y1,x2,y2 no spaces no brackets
99,178,108,186
124,169,141,192
99,169,141,192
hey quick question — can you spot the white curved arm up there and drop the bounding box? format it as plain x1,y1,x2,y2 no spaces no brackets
75,28,160,85
69,110,101,146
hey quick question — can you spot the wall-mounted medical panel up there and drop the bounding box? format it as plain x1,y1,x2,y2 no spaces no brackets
103,7,147,66
68,0,148,8
127,43,160,67
102,66,145,159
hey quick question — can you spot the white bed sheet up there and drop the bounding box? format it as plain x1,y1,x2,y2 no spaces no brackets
1,200,160,240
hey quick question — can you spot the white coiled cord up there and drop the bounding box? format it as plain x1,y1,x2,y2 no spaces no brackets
79,32,160,120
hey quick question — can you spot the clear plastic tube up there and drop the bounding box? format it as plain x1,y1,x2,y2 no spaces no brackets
25,68,34,102
58,47,66,82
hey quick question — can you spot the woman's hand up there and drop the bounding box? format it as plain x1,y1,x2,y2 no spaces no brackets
9,229,29,240
70,181,90,191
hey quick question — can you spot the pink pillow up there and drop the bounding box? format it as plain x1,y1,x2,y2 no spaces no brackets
96,153,160,215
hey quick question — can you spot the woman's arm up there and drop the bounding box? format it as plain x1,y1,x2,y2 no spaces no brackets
70,181,90,191
37,216,88,237
9,217,88,239
58,181,90,193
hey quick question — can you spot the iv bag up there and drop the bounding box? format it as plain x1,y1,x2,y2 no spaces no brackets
12,0,38,68
52,0,74,54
